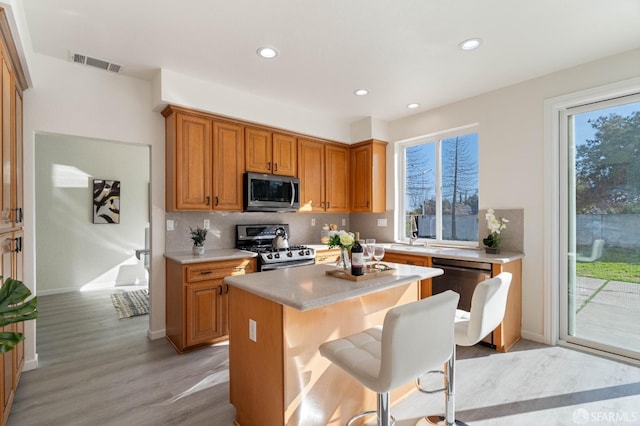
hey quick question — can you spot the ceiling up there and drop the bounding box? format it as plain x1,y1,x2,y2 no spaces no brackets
21,0,640,124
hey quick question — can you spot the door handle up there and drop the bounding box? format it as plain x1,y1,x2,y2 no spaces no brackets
267,162,271,171
274,163,278,172
290,180,295,208
215,196,219,206
205,196,211,206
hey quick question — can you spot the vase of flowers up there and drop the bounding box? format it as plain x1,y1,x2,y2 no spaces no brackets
328,230,355,270
190,226,208,256
482,209,508,254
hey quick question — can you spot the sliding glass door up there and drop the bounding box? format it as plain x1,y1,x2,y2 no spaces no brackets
560,95,640,360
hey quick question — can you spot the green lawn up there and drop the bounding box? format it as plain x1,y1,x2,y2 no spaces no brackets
576,246,640,284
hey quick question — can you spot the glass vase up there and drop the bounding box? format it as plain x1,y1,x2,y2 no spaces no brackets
336,248,351,271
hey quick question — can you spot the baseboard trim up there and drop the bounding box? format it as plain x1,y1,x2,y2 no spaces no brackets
147,328,166,340
24,354,39,372
521,330,546,344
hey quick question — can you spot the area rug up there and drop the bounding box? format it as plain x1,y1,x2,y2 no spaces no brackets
110,289,149,319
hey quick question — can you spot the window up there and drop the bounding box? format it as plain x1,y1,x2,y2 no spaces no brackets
398,128,479,245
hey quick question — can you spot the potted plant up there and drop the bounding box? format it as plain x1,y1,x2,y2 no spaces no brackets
190,226,208,256
482,209,509,254
0,277,38,353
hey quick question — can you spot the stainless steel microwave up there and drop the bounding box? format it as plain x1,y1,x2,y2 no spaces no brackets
243,172,300,212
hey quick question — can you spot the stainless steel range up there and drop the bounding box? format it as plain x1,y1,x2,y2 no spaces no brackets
236,224,316,271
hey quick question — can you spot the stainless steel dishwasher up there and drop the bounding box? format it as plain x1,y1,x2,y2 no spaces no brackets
431,257,494,346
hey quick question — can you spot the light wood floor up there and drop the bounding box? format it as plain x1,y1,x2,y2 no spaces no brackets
8,290,640,426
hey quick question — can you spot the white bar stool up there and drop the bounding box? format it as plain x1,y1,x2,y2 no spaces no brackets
417,272,512,426
320,290,460,426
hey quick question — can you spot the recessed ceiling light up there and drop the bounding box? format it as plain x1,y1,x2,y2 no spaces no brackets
407,103,420,109
458,38,482,51
257,47,278,59
354,89,369,96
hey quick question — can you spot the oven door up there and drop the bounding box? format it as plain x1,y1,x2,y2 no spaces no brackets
260,258,315,272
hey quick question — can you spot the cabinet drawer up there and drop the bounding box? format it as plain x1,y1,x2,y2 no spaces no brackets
185,258,256,282
315,249,341,264
383,252,431,267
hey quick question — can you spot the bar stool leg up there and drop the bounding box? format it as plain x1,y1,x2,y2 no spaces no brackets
416,345,468,426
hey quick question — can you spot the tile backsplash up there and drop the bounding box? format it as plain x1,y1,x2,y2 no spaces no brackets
166,211,354,252
165,208,523,254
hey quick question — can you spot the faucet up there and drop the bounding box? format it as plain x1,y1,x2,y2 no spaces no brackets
409,232,418,246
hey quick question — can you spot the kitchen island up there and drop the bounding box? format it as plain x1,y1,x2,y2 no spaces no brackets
224,263,443,426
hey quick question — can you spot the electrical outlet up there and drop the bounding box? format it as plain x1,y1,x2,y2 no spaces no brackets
166,220,174,231
203,219,210,230
377,218,388,227
311,218,316,226
342,218,346,226
249,319,257,342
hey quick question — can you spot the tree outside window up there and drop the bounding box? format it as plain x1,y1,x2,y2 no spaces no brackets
402,131,479,243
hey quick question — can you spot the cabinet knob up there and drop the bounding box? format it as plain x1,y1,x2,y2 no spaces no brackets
218,285,223,295
267,162,271,171
215,196,219,206
205,196,211,206
274,163,278,172
200,270,213,275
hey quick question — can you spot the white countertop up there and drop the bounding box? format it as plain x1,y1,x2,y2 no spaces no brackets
164,248,257,264
308,243,523,264
224,262,443,311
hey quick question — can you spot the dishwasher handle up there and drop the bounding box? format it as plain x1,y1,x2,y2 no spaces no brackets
432,257,492,272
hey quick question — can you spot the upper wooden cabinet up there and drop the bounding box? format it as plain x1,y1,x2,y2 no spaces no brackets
245,129,297,176
298,139,349,213
212,121,244,210
0,38,22,230
164,106,389,214
325,144,350,212
169,112,211,210
164,107,244,211
351,139,387,213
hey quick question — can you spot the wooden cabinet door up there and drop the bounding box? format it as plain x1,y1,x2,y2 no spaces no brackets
13,88,21,227
325,144,349,212
186,281,224,347
0,235,15,425
245,128,272,174
272,133,297,176
351,140,387,213
175,113,212,210
351,144,371,212
213,122,244,211
0,54,12,230
297,139,325,212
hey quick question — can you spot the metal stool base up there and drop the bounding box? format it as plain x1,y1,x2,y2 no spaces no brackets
416,415,469,426
347,410,395,426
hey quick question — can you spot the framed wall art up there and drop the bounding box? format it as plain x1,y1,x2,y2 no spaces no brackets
93,179,120,224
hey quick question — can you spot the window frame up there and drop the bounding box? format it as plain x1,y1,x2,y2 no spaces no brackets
395,124,480,247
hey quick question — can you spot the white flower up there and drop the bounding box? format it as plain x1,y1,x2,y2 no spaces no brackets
486,209,508,234
339,231,355,247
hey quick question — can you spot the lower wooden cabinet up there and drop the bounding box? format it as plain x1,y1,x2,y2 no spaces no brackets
384,251,522,352
166,257,257,353
0,230,24,426
382,252,433,298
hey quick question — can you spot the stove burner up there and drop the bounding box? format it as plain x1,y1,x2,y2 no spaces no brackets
236,224,316,271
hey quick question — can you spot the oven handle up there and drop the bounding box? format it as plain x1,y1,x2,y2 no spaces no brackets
261,258,315,271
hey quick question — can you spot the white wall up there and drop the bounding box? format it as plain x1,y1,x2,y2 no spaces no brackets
22,52,166,369
156,69,352,143
35,134,149,293
388,48,640,342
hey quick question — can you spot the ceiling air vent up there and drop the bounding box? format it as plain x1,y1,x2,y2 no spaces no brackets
71,52,122,73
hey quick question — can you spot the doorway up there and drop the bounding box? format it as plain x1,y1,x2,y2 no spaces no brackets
560,95,640,360
34,133,151,295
